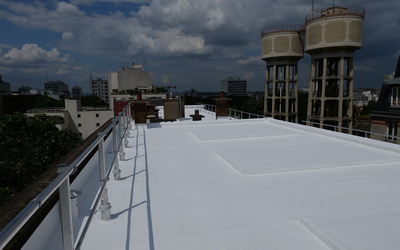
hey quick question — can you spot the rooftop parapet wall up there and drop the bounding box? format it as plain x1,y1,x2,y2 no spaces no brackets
305,6,365,25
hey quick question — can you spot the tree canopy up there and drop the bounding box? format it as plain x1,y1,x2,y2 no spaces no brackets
0,113,80,206
33,95,64,109
80,94,108,106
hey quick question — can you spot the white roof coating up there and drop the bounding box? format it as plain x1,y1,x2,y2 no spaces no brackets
80,106,400,250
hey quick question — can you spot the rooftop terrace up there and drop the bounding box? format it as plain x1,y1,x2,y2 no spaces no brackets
3,105,400,250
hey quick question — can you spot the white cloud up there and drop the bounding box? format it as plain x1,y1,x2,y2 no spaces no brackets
3,44,70,63
69,0,151,5
238,56,262,65
62,32,76,41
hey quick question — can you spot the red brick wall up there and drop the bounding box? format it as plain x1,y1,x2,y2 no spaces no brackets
114,101,129,117
216,100,229,117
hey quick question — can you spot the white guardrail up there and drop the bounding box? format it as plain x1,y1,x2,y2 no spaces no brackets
197,103,264,119
0,103,132,250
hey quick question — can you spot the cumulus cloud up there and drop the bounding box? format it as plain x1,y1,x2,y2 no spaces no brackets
69,0,151,5
238,56,262,65
2,44,70,64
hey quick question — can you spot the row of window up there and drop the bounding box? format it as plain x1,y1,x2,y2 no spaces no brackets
78,123,100,127
387,122,398,141
390,87,400,106
77,114,100,118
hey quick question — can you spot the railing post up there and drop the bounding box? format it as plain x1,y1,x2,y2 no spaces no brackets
112,119,121,180
58,174,74,250
119,114,125,161
98,132,111,220
241,111,243,119
119,113,123,139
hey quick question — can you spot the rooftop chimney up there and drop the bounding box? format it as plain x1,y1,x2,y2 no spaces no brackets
137,91,142,100
213,91,231,120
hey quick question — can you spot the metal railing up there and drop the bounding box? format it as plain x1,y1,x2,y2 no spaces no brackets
197,103,264,119
305,5,365,24
261,24,305,37
26,108,67,113
0,103,132,250
303,120,400,141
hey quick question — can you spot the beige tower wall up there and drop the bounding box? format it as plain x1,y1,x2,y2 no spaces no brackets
262,32,304,60
305,16,363,52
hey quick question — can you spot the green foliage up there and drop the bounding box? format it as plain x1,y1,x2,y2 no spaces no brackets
240,98,264,115
126,89,138,95
33,95,64,109
0,113,80,206
150,86,168,92
361,101,377,116
80,94,108,106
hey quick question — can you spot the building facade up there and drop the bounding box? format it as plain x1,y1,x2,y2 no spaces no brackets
72,85,82,99
220,77,247,96
25,99,113,140
44,80,70,98
90,76,109,103
108,63,152,93
18,86,33,94
0,95,36,114
0,75,11,94
370,56,400,144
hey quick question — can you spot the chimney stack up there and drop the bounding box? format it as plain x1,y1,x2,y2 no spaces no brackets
213,91,231,119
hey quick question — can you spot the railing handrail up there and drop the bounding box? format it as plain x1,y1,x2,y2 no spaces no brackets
261,24,305,37
0,104,132,249
303,120,400,140
305,5,365,24
197,103,265,119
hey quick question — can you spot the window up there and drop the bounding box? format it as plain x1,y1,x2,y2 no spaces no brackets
96,114,99,118
96,123,100,127
78,123,81,127
77,114,81,118
386,122,398,142
391,87,400,106
79,133,82,137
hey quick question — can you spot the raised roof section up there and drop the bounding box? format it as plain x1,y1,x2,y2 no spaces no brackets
305,5,365,24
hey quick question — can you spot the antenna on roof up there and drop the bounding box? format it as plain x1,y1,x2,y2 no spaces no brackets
333,0,335,6
312,0,314,10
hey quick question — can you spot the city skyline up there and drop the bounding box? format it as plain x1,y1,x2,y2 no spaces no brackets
0,0,399,93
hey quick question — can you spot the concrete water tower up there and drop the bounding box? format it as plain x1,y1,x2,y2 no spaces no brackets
305,6,365,131
261,24,305,122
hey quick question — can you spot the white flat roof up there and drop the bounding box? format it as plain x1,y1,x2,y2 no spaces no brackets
81,106,400,250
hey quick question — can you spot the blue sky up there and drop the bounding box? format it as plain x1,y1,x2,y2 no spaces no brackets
0,0,399,94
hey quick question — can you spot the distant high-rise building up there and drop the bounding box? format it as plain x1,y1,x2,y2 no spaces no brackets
72,85,82,99
108,63,152,92
0,75,11,94
18,85,33,94
90,76,109,103
220,77,247,96
44,80,70,98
